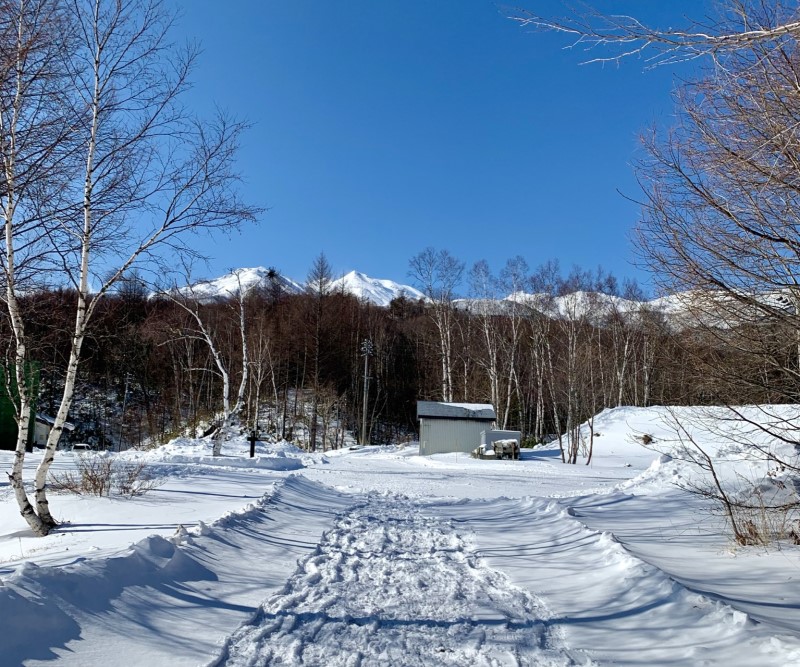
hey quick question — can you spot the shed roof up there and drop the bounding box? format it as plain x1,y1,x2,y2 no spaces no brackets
35,413,75,431
417,401,496,421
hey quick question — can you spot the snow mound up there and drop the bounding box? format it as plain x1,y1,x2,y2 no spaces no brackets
121,435,309,470
587,405,800,497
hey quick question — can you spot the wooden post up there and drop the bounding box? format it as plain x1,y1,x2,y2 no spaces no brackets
248,429,258,458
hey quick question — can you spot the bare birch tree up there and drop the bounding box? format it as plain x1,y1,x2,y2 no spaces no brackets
166,271,250,456
1,0,79,535
409,247,464,402
497,256,529,428
469,260,502,416
4,0,257,535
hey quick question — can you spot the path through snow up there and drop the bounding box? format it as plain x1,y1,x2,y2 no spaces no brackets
217,494,579,667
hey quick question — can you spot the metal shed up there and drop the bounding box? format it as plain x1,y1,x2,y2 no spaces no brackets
417,401,496,456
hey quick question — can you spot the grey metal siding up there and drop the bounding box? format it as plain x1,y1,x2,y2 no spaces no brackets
420,418,494,455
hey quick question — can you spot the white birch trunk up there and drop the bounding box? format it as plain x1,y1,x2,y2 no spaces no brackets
33,7,101,525
4,6,50,535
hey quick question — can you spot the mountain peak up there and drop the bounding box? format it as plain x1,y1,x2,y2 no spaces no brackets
181,267,424,307
331,271,425,306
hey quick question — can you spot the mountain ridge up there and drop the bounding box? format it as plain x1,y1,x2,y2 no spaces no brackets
180,267,793,328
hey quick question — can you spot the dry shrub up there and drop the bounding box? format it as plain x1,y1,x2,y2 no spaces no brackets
113,461,161,496
727,486,800,547
49,454,160,497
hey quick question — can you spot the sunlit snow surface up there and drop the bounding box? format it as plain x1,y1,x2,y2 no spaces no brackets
3,406,800,666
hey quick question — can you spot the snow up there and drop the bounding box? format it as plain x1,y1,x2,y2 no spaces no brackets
175,266,304,302
330,270,426,306
3,407,800,665
176,267,424,307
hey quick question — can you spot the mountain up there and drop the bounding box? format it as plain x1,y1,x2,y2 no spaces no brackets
330,271,425,307
180,267,424,306
183,267,783,328
504,290,645,319
456,291,655,323
179,267,304,301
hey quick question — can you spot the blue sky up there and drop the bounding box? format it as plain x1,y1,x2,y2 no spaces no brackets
171,1,710,296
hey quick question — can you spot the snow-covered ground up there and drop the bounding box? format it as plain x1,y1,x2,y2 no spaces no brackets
3,406,800,666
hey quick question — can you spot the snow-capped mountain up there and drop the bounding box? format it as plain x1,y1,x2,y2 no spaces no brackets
180,267,791,329
330,271,425,307
503,290,645,319
456,291,655,323
178,267,304,301
180,267,424,306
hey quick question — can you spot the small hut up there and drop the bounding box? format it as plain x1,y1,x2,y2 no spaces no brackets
33,414,75,448
417,401,496,455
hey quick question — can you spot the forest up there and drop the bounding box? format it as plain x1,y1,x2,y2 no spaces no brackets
10,249,789,467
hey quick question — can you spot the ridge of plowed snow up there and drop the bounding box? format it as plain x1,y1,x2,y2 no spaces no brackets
1,477,358,666
433,495,800,666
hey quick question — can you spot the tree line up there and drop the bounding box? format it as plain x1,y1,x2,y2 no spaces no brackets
4,250,778,468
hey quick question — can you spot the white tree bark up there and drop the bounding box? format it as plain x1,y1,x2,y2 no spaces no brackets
3,0,257,535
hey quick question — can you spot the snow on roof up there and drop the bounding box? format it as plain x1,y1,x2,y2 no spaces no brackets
35,413,75,431
416,401,496,420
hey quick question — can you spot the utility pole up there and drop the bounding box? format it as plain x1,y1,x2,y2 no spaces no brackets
360,339,373,446
118,373,130,452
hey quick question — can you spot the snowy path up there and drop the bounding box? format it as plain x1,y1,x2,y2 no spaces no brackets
217,494,577,667
5,454,800,665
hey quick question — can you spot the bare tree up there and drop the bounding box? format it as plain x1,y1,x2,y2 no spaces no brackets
246,312,278,436
631,2,800,401
305,252,333,451
5,0,258,535
166,270,250,456
469,260,502,416
519,0,800,536
409,247,464,402
1,0,80,535
497,256,528,428
508,1,800,66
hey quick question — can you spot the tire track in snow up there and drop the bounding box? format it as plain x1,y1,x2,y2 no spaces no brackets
215,494,579,667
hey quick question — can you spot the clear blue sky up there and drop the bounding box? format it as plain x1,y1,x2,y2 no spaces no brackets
170,1,711,296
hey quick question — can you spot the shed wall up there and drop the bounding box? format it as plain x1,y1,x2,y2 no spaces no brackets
33,421,49,447
419,418,493,455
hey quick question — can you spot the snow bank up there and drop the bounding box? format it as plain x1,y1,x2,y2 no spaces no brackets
0,476,358,666
120,435,309,470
